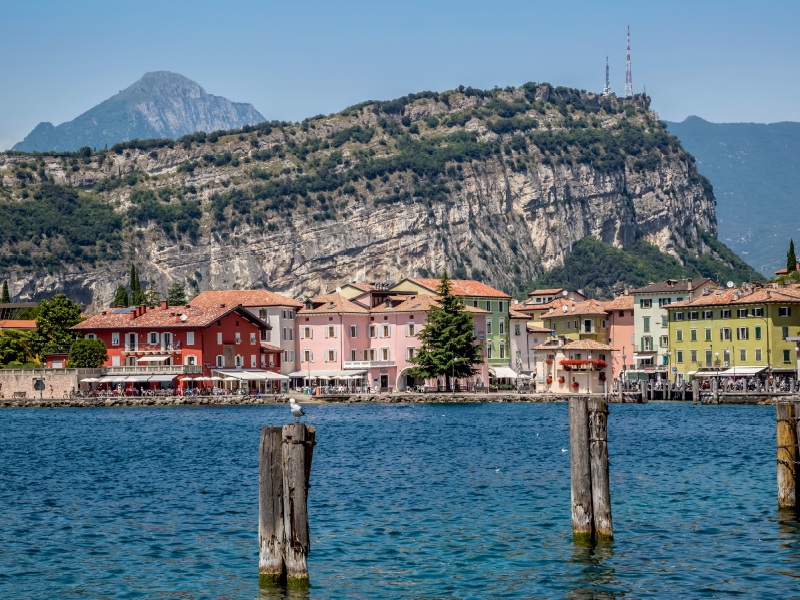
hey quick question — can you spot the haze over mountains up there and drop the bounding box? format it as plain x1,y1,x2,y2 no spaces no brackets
12,72,264,153
666,117,800,276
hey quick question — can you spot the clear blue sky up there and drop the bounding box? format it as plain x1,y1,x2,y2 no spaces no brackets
1,0,798,150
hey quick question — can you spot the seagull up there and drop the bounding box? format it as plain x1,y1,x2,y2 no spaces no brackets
561,448,568,452
289,398,306,421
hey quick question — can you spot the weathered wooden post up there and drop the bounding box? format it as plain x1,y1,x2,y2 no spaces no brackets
588,398,613,542
617,378,623,403
569,397,593,544
692,378,699,404
711,378,719,404
776,402,797,509
259,426,286,583
680,381,685,401
282,423,316,583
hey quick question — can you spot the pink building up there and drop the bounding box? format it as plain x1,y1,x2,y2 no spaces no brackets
605,293,635,381
292,292,490,391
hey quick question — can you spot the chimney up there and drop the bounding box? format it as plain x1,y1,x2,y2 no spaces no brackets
175,315,182,323
129,310,136,320
161,300,168,309
766,290,771,299
140,305,147,315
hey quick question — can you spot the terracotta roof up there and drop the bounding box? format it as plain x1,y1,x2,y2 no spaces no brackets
509,309,532,319
0,319,36,329
346,283,377,291
527,288,564,296
604,295,635,311
260,342,283,353
775,265,799,275
562,339,618,351
191,290,302,309
72,304,268,330
298,293,370,314
536,298,609,317
630,278,716,294
406,278,511,299
666,286,800,309
526,325,553,334
371,294,490,314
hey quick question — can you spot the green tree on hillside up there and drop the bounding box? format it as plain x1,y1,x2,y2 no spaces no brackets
66,338,108,368
407,271,484,388
788,239,797,272
167,281,187,306
30,293,83,357
129,264,146,306
1,280,9,304
112,285,129,307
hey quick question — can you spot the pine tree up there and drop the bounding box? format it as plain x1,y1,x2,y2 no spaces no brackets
167,281,187,306
112,285,129,307
406,270,484,388
1,280,10,304
144,283,162,307
788,239,797,273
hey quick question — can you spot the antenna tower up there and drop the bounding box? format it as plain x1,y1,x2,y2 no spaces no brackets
625,25,632,98
603,56,611,95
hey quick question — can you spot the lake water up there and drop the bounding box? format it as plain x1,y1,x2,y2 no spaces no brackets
1,402,799,599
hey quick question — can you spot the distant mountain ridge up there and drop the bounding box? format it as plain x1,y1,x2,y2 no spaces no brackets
13,72,265,152
665,116,800,276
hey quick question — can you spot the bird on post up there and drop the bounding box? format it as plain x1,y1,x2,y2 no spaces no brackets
290,398,306,421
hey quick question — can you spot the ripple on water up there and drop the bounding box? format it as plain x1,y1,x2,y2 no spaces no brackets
1,403,799,599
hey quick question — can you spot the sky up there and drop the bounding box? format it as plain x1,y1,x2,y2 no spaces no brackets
1,0,799,150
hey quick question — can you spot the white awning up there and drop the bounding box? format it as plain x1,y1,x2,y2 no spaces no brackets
80,377,101,382
125,375,152,382
148,375,178,382
287,370,367,378
716,366,767,377
98,375,123,383
136,356,171,362
489,366,521,379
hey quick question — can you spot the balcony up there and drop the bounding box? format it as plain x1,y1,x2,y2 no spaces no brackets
104,365,201,375
343,360,395,369
122,343,182,354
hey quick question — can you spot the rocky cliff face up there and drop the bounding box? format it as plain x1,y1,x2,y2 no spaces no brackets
12,71,264,152
0,84,722,312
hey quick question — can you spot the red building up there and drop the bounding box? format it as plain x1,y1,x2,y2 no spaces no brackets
71,301,279,390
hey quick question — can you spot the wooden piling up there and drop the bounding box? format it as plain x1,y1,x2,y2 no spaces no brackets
692,378,699,404
569,397,594,543
282,423,316,583
588,398,613,542
259,426,286,583
776,402,797,509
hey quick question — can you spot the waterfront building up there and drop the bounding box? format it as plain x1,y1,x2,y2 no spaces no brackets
390,278,513,382
71,302,274,390
605,293,635,381
509,307,552,377
629,278,717,381
533,338,616,394
666,284,800,382
0,319,36,331
524,288,586,306
190,290,302,376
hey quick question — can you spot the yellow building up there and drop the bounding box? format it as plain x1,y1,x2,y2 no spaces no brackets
516,298,609,343
666,284,800,381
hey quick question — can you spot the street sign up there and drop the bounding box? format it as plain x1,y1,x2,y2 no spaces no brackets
672,367,677,373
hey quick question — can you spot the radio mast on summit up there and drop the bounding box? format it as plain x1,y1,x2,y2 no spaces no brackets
603,56,611,95
625,26,632,98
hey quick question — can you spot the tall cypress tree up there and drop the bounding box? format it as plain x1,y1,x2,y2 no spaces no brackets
129,264,146,305
112,285,129,307
788,239,797,272
406,270,484,387
1,280,10,304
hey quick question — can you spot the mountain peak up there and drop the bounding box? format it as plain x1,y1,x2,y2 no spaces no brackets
13,73,264,152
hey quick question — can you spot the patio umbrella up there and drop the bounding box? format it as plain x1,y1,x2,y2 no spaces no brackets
80,377,100,382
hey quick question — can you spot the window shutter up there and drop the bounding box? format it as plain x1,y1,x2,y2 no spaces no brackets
405,348,410,360
333,350,337,361
334,326,338,338
790,308,793,317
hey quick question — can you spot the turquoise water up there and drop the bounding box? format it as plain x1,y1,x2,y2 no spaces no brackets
1,403,799,599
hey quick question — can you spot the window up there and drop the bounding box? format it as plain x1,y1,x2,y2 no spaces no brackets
691,350,698,363
235,332,242,344
473,300,478,308
302,350,313,363
381,325,391,338
661,316,668,327
111,356,120,366
251,355,257,368
125,332,137,351
259,309,268,319
269,355,275,367
217,332,223,344
262,330,271,342
364,349,376,361
499,302,504,313
406,347,417,360
674,312,684,322
186,332,194,345
690,329,697,342
487,343,493,359
737,327,749,340
514,323,521,336
301,326,312,339
784,349,791,363
705,350,713,367
407,323,417,336
721,327,732,341
567,320,572,330
216,355,224,367
641,299,652,308
676,329,683,342
185,355,196,366
250,333,256,344
753,308,763,317
723,349,730,366
601,319,608,329
283,327,293,341
739,348,747,363
660,335,668,348
349,325,358,338
704,328,712,342
688,311,699,321
368,324,377,338
499,319,505,335
381,348,390,361
325,325,337,338
642,337,652,351
782,326,789,340
737,309,748,318
721,310,731,319
499,343,506,359
583,319,592,333
149,332,159,344
619,310,625,317
326,349,337,362
702,310,713,319
486,301,492,311
755,348,763,362
676,350,684,363
234,355,243,367
643,317,650,333
486,319,493,335
779,307,792,317
659,297,672,307
754,326,762,340
111,332,119,346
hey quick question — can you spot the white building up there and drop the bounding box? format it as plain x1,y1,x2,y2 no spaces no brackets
509,308,553,375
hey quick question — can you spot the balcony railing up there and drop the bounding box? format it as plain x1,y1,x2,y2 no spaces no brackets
104,365,201,375
122,343,182,353
343,360,395,369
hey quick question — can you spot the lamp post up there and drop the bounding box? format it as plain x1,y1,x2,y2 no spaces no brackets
588,353,592,394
